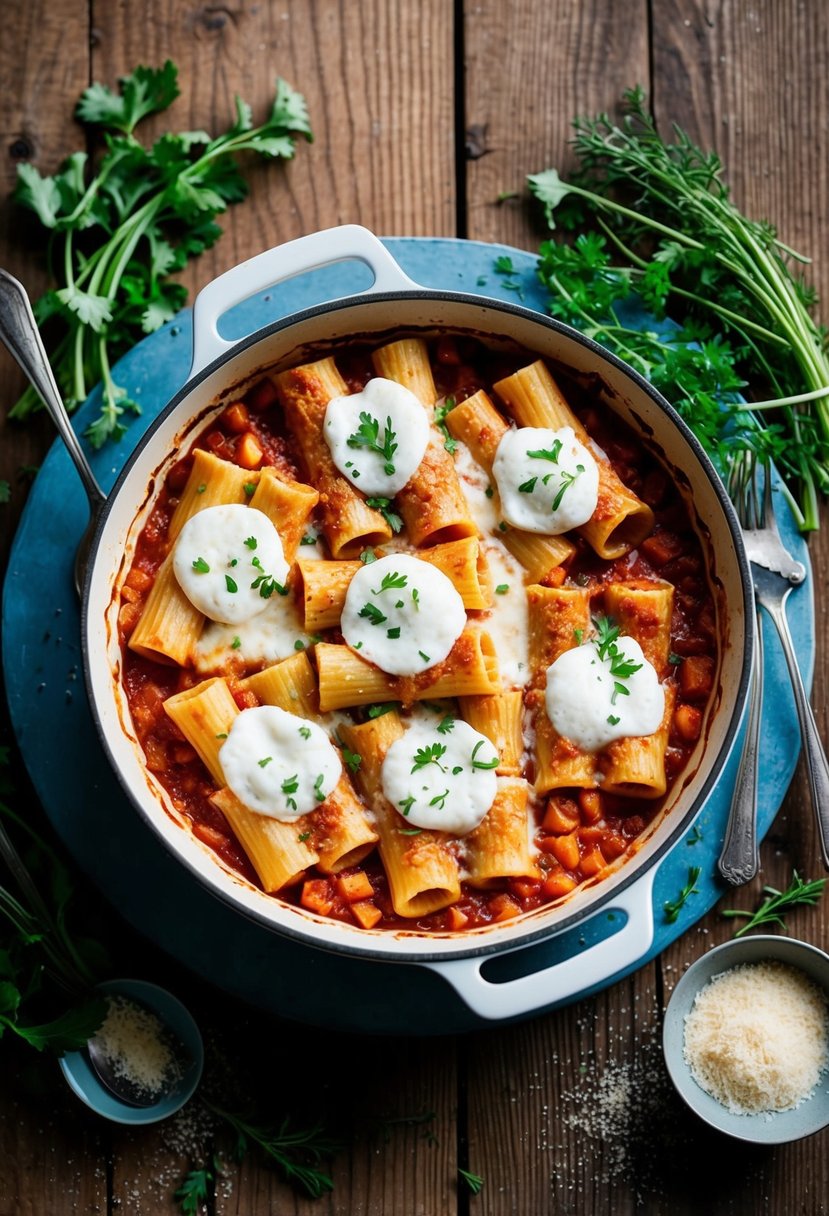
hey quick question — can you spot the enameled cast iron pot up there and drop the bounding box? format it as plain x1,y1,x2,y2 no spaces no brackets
82,226,753,1022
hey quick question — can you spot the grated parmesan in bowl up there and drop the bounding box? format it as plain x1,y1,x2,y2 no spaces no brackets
663,935,829,1144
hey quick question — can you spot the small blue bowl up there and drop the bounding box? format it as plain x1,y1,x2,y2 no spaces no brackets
59,978,204,1125
663,935,829,1144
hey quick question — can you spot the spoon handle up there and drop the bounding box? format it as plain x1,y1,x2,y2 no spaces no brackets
0,269,105,510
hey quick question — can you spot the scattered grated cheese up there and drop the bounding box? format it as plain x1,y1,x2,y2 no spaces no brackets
90,995,180,1097
683,960,829,1115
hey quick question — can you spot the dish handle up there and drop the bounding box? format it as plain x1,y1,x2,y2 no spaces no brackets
189,225,419,377
422,869,656,1022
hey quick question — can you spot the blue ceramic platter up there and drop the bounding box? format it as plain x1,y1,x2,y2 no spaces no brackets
1,239,813,1034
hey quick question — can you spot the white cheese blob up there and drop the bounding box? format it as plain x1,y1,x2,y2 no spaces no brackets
545,634,664,752
193,592,312,673
381,718,499,834
219,705,341,821
341,553,466,675
492,425,599,534
323,377,430,495
173,504,289,625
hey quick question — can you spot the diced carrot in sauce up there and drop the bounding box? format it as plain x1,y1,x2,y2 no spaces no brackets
489,893,521,922
246,378,279,413
351,899,383,929
301,879,335,916
509,877,543,901
679,655,715,700
542,796,580,834
674,703,702,742
447,905,469,931
144,737,168,772
236,432,264,469
547,831,580,871
543,871,579,900
118,602,142,638
204,431,234,461
639,530,684,567
579,826,607,848
192,822,231,852
121,584,141,605
601,832,628,860
172,743,197,765
221,402,250,433
578,789,602,824
579,846,606,877
336,871,374,902
125,567,154,594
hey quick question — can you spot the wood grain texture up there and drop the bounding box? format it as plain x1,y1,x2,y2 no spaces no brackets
462,0,650,250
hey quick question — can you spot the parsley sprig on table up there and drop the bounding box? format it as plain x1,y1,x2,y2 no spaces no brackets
12,61,312,448
722,871,826,937
528,86,829,530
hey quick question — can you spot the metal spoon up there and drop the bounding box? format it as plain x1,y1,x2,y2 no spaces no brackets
0,268,106,596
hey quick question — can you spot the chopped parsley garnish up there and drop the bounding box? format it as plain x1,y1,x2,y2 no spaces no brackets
518,476,538,494
573,628,584,644
258,756,273,768
314,773,326,803
359,548,379,564
294,640,306,650
231,636,241,649
298,830,311,842
196,483,206,494
373,570,408,593
668,651,683,666
397,827,422,835
250,555,287,599
411,742,447,773
495,584,509,595
192,556,210,573
498,521,508,532
341,744,362,773
471,739,499,770
225,574,238,593
412,588,420,611
228,558,238,567
527,440,562,464
551,463,585,511
365,496,403,533
300,533,317,546
398,795,416,816
607,714,621,725
243,482,256,498
215,732,227,739
436,716,455,735
298,726,312,739
434,397,458,454
418,650,430,663
281,774,299,810
593,615,642,704
452,765,463,775
386,626,401,639
429,789,449,810
485,485,494,498
244,535,258,550
347,410,398,475
359,602,387,626
494,254,515,275
367,702,399,719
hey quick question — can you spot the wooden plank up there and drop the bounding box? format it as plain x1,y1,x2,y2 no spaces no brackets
462,4,656,1211
463,0,650,250
0,0,91,569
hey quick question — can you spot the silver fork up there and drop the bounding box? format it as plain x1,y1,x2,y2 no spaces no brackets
720,457,829,878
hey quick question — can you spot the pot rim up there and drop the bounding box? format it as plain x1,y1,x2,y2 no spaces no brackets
81,286,754,964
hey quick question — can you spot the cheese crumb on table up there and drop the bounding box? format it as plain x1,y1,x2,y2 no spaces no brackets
683,960,829,1115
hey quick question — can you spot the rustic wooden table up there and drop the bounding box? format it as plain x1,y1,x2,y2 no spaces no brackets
2,1,828,1212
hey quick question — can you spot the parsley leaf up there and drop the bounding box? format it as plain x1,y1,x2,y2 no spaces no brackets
365,496,403,533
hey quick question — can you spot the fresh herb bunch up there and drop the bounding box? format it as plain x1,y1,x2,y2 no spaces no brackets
12,61,312,448
528,86,829,530
0,748,107,1052
204,1102,341,1199
722,871,825,937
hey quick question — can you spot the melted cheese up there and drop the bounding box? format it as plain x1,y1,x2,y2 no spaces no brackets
173,505,289,625
323,377,430,495
492,425,599,534
340,553,466,676
545,636,663,751
193,592,311,673
380,718,498,834
219,705,341,820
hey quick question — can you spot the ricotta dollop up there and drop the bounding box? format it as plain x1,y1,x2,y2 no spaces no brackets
492,425,599,534
323,377,430,495
173,504,289,625
340,553,466,675
545,634,664,752
381,718,499,834
219,705,341,820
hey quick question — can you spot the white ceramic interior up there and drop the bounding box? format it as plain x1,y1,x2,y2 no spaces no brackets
80,228,752,1016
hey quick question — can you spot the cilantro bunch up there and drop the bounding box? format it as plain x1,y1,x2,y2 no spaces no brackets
528,86,829,530
11,62,312,448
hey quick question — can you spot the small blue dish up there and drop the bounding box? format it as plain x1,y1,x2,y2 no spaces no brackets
663,935,829,1144
59,978,204,1125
